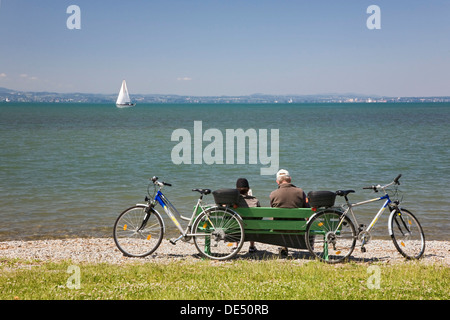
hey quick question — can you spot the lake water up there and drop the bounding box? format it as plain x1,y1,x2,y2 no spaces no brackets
0,102,448,241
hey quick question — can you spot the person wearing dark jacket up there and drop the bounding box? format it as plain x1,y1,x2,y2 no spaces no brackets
236,178,260,253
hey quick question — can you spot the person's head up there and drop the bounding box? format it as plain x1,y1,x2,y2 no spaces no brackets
276,169,291,185
236,178,250,195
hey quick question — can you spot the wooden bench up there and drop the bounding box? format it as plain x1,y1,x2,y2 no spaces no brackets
234,207,314,249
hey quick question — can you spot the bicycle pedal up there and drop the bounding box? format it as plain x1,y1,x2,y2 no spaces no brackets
169,235,184,245
361,247,367,253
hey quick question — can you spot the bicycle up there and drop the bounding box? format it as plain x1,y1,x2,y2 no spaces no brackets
305,174,425,263
113,176,245,260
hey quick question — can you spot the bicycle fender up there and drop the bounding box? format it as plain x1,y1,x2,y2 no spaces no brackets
306,208,342,226
223,207,244,222
203,206,244,222
387,207,402,236
151,207,166,232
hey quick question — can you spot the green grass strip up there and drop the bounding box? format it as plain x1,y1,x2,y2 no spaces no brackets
1,258,448,300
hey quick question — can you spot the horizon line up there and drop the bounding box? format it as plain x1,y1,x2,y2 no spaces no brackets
0,86,449,99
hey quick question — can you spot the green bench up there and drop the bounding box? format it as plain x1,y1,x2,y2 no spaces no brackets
234,207,314,249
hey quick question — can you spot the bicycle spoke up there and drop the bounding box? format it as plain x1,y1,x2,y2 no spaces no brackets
306,210,356,263
113,206,164,257
193,208,244,260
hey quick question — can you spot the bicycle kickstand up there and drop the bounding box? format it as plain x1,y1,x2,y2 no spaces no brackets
358,224,368,253
360,238,368,253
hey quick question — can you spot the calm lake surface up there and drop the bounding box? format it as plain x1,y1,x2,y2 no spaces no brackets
0,102,448,241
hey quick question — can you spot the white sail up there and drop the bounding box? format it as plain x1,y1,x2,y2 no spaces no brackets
116,80,135,107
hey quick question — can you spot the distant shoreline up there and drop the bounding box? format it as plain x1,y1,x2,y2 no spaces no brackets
1,87,450,104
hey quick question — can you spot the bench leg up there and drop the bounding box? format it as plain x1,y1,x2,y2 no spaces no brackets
323,241,329,261
204,235,211,256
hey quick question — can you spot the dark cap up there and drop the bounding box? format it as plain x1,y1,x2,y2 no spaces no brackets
236,178,250,189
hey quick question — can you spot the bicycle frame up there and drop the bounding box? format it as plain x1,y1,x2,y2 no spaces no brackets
149,189,205,236
144,181,236,247
334,175,403,238
343,193,392,233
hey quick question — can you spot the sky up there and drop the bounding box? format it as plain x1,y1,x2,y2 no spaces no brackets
0,0,449,97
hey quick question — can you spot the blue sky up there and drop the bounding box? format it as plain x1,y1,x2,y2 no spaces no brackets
0,0,449,96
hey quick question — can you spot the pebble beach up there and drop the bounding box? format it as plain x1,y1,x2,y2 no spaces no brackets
1,238,448,266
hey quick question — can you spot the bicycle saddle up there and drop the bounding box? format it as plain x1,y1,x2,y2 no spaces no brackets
192,188,212,195
335,190,355,197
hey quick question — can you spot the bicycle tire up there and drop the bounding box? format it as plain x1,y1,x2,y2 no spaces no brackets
192,207,244,260
305,209,356,263
113,205,164,257
389,208,425,259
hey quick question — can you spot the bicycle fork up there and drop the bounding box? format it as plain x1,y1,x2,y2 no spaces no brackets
389,203,412,238
137,205,154,232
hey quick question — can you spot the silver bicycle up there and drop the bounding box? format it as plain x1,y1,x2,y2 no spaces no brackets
113,177,245,260
305,175,425,263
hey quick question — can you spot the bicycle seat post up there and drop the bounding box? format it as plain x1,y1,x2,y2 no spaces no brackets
335,189,355,204
192,188,212,200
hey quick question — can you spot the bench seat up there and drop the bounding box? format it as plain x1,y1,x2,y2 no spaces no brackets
234,207,314,249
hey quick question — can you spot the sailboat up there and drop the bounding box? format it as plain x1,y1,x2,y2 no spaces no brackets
116,80,136,107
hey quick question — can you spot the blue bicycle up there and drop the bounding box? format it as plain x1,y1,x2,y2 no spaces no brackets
113,177,245,260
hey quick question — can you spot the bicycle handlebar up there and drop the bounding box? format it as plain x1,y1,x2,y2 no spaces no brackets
363,186,378,191
150,176,172,187
363,174,402,192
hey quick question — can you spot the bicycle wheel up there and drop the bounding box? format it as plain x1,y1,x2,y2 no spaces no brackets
305,209,356,263
389,208,425,259
193,207,244,260
113,205,164,257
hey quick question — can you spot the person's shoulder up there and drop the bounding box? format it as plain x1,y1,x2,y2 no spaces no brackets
288,183,303,191
279,183,296,188
241,194,260,207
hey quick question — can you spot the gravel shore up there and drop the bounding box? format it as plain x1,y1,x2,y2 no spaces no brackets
1,238,448,266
